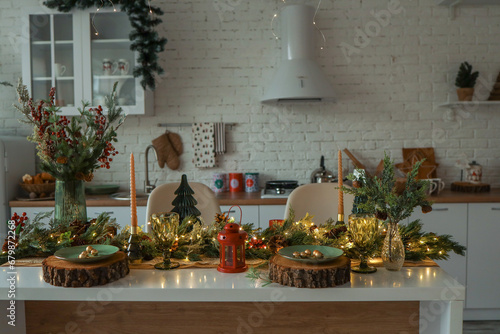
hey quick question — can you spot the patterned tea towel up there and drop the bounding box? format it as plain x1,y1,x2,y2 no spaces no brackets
192,122,215,168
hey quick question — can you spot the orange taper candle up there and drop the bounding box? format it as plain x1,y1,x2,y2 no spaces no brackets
338,150,344,222
130,153,138,233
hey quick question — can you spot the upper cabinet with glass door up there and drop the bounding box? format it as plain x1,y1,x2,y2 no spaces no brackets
24,13,81,109
23,8,153,116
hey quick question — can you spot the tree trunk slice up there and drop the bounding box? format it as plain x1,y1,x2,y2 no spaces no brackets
42,251,129,287
269,255,350,288
451,181,490,193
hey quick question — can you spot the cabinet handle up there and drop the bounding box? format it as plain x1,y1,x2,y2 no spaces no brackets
432,208,449,211
94,211,114,215
492,208,500,211
226,210,236,214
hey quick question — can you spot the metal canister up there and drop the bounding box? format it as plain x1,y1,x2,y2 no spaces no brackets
211,173,227,193
229,173,244,192
244,173,259,192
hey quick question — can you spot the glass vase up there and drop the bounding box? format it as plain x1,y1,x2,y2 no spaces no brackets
54,180,87,225
381,222,405,271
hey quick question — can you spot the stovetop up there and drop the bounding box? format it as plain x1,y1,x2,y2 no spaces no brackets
260,188,294,198
260,180,299,198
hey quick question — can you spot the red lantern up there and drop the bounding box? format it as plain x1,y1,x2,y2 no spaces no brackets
217,222,248,273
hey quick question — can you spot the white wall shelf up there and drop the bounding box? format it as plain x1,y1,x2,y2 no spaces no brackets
92,39,130,44
436,0,500,19
438,101,500,108
437,0,500,5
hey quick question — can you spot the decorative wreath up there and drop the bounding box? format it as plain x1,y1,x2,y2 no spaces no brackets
44,0,167,90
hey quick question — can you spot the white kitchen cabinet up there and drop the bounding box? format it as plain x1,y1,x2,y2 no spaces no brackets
466,203,500,309
10,207,54,226
22,8,152,115
259,205,286,229
220,205,286,229
220,205,260,227
410,204,468,286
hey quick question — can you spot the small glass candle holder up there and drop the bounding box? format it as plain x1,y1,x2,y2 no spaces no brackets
150,212,181,270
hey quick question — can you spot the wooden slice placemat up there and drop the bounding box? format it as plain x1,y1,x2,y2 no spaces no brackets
42,251,129,287
269,255,351,288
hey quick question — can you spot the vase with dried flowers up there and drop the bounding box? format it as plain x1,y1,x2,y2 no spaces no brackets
15,80,125,225
343,153,433,271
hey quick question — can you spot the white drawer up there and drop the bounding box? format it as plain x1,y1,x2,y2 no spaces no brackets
220,205,259,227
259,205,286,229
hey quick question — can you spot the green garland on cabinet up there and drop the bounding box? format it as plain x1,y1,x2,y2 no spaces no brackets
43,0,167,90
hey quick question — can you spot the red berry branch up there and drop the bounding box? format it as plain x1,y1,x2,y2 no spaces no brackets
14,80,126,181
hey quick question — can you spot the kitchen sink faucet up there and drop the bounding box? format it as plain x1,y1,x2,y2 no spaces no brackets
144,145,158,194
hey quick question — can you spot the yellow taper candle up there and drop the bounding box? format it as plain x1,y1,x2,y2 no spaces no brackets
130,153,138,233
338,150,344,222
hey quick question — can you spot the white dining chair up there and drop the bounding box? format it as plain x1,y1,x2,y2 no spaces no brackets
145,182,221,231
284,183,355,224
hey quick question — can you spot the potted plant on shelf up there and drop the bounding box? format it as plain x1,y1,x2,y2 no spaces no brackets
455,61,479,101
14,79,125,226
342,154,433,271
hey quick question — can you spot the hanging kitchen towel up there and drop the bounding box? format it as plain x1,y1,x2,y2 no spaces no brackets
214,122,226,155
192,122,215,168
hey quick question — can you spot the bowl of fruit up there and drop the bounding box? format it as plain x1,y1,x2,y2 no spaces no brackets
20,173,56,199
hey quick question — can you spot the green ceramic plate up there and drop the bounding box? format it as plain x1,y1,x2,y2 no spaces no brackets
85,184,120,195
54,245,119,263
278,245,343,264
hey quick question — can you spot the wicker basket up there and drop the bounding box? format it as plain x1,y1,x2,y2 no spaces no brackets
20,182,56,195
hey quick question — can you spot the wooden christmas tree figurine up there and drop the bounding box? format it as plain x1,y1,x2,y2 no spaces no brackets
171,174,201,222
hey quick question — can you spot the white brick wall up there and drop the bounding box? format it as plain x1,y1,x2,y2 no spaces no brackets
1,0,499,191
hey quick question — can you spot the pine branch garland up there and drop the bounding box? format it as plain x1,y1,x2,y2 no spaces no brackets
1,206,466,266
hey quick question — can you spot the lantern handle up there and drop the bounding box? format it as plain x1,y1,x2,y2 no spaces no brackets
225,205,243,225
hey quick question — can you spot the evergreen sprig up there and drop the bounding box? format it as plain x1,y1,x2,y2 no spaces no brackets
343,153,433,224
0,212,118,264
401,220,466,261
43,0,167,90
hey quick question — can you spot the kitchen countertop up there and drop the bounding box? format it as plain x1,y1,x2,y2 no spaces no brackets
9,188,500,208
0,265,465,334
0,266,464,302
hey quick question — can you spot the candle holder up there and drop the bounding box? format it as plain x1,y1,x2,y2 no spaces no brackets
150,212,181,270
217,206,248,273
348,214,380,273
127,226,143,264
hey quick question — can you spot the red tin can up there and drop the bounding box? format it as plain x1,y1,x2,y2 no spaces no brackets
229,173,244,192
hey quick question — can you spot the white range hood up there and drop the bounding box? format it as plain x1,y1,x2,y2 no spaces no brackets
261,4,335,103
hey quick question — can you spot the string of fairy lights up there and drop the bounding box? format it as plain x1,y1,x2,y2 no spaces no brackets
91,0,155,36
271,0,326,50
